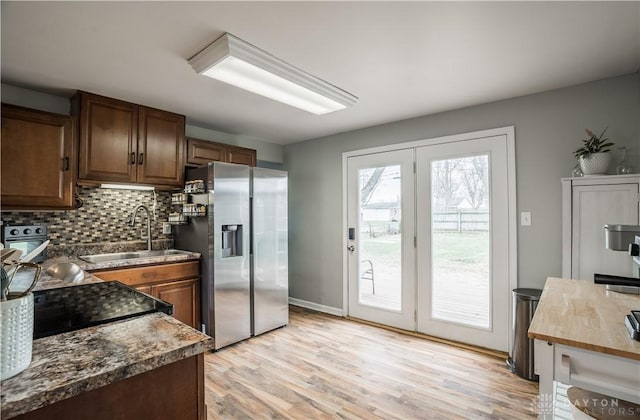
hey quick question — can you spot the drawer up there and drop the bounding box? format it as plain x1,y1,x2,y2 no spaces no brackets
92,261,199,287
554,344,640,404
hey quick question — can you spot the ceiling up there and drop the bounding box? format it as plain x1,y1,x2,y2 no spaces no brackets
2,2,639,145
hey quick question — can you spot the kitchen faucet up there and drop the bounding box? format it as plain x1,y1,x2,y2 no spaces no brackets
129,204,152,251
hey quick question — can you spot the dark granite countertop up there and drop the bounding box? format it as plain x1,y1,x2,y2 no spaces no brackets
53,250,201,273
0,313,214,419
22,251,200,292
1,246,205,418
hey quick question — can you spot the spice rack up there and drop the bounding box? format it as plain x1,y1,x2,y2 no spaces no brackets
184,180,205,194
167,180,207,225
167,213,188,225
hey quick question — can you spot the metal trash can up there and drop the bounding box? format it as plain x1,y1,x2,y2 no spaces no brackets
507,288,542,381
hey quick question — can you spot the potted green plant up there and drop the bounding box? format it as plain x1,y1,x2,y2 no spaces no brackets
574,128,615,175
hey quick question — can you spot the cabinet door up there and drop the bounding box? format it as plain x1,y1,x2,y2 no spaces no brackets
572,183,639,280
186,138,226,165
152,278,200,329
137,106,185,187
77,92,138,183
136,285,152,295
225,145,257,167
1,104,75,209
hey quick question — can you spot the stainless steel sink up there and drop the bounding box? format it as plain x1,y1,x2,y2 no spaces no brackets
134,249,193,258
79,249,192,264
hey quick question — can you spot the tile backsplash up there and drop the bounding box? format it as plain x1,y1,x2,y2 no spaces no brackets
1,186,173,246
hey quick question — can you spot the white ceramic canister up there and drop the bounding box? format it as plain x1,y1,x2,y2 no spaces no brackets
1,293,34,380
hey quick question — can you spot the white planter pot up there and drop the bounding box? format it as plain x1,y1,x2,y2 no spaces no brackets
1,293,34,380
579,152,611,175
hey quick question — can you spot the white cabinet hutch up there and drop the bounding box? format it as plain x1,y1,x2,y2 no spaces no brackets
562,174,640,281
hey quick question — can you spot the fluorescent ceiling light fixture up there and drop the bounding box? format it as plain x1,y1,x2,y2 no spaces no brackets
189,33,357,115
100,183,155,191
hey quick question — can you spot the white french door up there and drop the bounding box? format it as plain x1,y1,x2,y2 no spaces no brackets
347,149,416,330
416,136,511,351
346,129,515,351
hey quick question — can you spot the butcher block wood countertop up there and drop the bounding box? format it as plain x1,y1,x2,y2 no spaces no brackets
528,277,640,360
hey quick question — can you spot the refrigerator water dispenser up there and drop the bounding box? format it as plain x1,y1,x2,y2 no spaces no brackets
222,225,243,257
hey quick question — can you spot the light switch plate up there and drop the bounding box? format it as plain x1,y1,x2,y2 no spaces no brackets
162,222,172,234
521,211,531,226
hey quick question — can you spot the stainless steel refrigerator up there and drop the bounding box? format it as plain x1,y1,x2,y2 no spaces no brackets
175,162,288,350
251,167,289,336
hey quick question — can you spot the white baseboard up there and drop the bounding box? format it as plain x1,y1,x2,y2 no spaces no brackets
288,297,344,317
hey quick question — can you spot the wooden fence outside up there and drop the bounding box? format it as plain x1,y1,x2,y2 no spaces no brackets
360,210,488,238
432,210,489,232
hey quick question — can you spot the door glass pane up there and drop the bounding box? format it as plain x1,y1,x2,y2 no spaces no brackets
430,155,490,329
358,165,402,311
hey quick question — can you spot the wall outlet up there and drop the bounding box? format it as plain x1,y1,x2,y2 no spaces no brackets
520,211,532,226
162,222,172,235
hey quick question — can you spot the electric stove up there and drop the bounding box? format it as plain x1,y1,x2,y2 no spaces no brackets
33,281,173,339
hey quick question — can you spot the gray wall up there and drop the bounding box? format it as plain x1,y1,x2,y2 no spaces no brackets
284,73,640,309
0,83,284,163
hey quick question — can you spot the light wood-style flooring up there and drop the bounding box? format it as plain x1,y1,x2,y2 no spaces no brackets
204,306,538,419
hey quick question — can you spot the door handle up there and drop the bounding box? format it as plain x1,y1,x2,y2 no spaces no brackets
347,245,355,252
138,153,144,165
130,152,136,165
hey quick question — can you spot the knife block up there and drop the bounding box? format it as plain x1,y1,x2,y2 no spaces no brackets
1,293,34,380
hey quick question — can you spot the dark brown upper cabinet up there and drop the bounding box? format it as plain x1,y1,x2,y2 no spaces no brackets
1,104,76,209
137,106,185,186
74,91,185,188
225,145,257,167
186,137,256,167
186,137,226,166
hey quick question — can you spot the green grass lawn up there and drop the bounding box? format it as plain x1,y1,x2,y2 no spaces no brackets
432,231,489,266
360,230,488,267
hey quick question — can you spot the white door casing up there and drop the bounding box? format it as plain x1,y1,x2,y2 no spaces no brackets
342,126,517,352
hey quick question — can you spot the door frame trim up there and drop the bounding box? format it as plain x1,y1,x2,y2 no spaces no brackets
341,126,517,350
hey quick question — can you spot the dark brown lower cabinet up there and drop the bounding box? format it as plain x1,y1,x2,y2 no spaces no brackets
135,285,152,294
152,279,200,329
92,261,200,329
14,354,205,420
